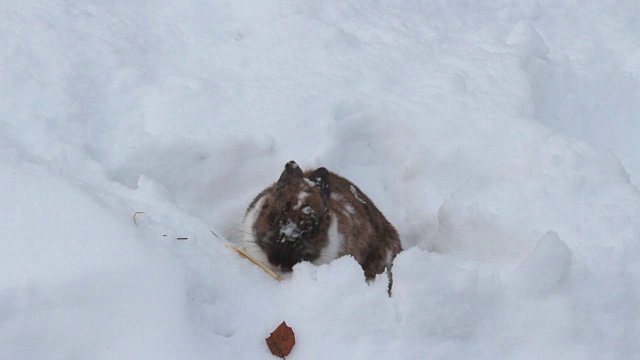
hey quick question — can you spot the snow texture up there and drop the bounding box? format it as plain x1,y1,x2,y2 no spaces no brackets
279,220,301,241
1,1,640,359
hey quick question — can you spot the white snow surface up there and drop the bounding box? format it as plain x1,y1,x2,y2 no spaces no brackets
2,1,640,359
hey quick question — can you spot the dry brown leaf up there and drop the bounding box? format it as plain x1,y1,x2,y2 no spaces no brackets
266,321,295,358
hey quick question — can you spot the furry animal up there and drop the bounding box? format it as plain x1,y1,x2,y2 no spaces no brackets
241,161,402,286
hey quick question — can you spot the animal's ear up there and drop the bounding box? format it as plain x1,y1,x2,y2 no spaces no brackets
277,161,303,188
308,167,330,200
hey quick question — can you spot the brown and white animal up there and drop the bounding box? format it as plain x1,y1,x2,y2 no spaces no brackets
241,161,402,286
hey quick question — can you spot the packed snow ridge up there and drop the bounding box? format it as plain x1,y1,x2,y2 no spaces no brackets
1,1,640,359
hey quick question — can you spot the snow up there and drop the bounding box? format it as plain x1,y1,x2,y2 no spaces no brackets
279,220,300,240
2,1,640,359
512,231,573,296
294,191,309,210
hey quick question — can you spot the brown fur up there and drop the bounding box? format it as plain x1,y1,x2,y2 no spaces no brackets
242,161,402,289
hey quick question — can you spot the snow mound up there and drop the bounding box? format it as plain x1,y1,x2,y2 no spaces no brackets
513,231,573,296
2,0,640,359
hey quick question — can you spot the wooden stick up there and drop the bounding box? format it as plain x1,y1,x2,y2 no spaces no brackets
226,243,283,281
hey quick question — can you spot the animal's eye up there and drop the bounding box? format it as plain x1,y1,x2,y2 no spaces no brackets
281,201,293,215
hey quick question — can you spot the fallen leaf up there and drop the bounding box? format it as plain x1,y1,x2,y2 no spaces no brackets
266,321,295,358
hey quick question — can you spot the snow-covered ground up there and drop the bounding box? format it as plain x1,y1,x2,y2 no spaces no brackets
2,1,640,359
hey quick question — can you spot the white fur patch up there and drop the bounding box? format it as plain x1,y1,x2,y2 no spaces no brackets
313,214,343,265
294,191,309,210
240,196,271,267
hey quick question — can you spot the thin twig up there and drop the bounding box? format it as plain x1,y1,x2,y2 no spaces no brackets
210,230,219,238
133,212,145,226
226,243,283,281
177,237,188,240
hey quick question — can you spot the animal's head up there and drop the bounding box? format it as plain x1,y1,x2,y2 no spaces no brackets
252,161,331,271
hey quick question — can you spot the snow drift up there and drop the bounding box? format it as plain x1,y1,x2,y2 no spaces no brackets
1,1,640,359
